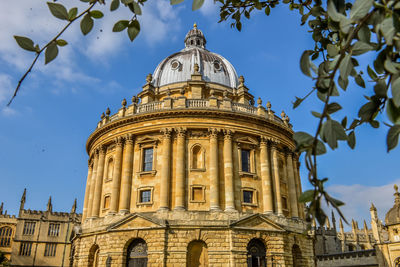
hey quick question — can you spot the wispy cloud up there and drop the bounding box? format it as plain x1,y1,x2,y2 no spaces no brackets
0,74,17,115
325,180,400,229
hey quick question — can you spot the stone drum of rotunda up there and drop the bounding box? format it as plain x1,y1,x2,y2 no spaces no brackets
72,24,314,267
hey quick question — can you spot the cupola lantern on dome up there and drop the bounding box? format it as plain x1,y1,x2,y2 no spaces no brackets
152,24,239,88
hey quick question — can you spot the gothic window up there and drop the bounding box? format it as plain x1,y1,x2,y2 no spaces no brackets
103,195,111,209
241,188,258,206
23,221,36,235
127,239,148,267
106,158,114,181
143,147,153,172
190,185,205,203
137,187,154,205
292,244,302,267
19,242,32,256
191,144,205,170
187,240,208,267
0,227,12,247
247,239,266,267
44,243,57,257
48,223,60,236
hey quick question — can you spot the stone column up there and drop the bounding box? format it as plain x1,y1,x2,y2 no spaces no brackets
260,138,273,213
209,128,221,211
271,142,283,215
223,130,235,212
82,159,93,220
159,128,172,210
286,150,299,218
119,134,134,214
87,150,98,218
91,145,106,217
109,137,124,215
175,127,186,210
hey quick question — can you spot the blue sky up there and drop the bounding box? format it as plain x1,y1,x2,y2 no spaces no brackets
0,0,399,229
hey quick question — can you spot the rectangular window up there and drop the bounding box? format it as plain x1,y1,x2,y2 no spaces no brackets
23,221,36,235
44,243,57,257
19,242,32,256
140,190,151,203
282,196,288,210
241,149,251,173
143,147,153,172
243,190,253,204
103,195,111,209
48,223,60,237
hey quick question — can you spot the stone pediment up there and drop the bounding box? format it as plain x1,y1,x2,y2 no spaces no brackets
230,214,285,232
235,136,258,145
107,213,166,231
136,136,160,144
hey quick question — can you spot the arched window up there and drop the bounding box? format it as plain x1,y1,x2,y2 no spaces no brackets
107,158,114,180
88,244,99,267
247,238,266,267
187,240,208,267
127,239,147,267
292,244,302,267
191,144,204,170
0,226,12,247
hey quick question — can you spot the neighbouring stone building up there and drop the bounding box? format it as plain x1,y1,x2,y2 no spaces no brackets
0,189,81,267
72,24,315,267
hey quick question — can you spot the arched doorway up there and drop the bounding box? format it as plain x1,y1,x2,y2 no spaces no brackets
292,244,302,267
247,239,266,267
127,239,148,267
88,245,99,267
187,240,208,267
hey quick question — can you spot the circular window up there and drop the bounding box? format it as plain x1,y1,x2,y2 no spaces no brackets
171,60,181,70
213,60,221,71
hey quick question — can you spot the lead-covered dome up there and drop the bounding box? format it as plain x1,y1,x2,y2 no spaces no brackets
152,24,239,88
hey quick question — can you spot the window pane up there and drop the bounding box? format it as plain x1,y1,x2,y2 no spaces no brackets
140,190,151,203
241,149,250,172
143,148,153,171
243,190,253,203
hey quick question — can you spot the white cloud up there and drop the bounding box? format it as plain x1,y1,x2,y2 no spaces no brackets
325,179,400,230
199,0,219,17
0,74,17,115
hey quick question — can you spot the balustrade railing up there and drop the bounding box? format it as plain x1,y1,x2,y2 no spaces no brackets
232,102,257,114
137,101,163,113
187,99,208,108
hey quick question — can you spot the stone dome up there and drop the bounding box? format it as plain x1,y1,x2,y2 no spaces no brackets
385,185,400,225
152,24,239,88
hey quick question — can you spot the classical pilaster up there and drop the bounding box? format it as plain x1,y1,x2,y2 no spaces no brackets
223,129,235,212
159,128,172,210
260,137,273,213
119,134,134,214
109,137,124,215
175,127,186,210
91,145,106,217
271,142,283,215
82,159,93,220
87,150,98,218
286,150,299,218
209,128,221,211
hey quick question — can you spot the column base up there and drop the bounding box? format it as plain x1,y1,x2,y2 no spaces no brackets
118,209,130,215
158,207,170,211
224,207,236,213
106,211,117,217
173,206,185,211
210,206,222,212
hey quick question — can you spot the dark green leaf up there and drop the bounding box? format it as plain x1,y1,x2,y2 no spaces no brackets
387,125,400,152
265,6,270,16
311,111,322,118
127,20,140,41
338,75,348,90
292,97,303,109
381,18,396,45
374,79,387,98
327,0,345,22
111,0,120,11
384,58,398,74
293,131,313,146
367,65,378,81
352,41,373,56
68,7,78,21
14,36,36,52
347,131,356,149
45,42,58,64
387,99,400,124
299,190,314,203
327,103,342,114
358,25,371,43
358,101,377,122
339,54,353,81
80,14,94,35
113,20,129,32
236,21,242,31
192,0,204,10
350,0,373,22
341,116,347,128
300,51,311,77
327,44,339,57
171,0,184,4
56,39,68,46
355,75,365,88
47,2,69,20
121,0,134,4
90,10,104,19
339,17,351,34
132,1,142,15
392,77,400,107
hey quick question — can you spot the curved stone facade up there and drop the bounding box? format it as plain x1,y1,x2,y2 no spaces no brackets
73,25,314,267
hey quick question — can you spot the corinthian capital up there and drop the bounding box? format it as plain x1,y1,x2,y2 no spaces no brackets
175,127,187,138
208,128,220,139
223,129,234,140
98,144,106,154
161,128,172,138
115,136,124,147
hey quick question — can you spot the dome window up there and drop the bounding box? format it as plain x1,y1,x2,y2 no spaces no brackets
213,60,222,71
171,60,181,70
